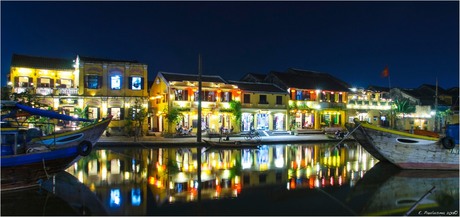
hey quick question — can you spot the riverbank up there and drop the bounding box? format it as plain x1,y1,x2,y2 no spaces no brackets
96,132,353,147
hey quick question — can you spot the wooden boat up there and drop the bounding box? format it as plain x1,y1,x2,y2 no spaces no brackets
347,162,459,216
346,119,459,170
1,103,111,191
203,139,261,150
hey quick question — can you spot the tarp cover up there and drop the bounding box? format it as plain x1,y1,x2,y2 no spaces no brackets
14,103,92,122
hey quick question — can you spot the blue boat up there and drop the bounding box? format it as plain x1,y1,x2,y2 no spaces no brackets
1,102,111,191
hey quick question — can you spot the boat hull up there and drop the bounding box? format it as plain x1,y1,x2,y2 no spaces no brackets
203,140,261,150
1,117,111,191
347,122,459,170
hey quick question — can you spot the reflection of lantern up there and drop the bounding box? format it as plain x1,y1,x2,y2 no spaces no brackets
237,90,241,94
217,89,221,93
291,89,296,92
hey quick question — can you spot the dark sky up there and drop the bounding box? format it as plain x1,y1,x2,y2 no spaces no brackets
1,1,459,89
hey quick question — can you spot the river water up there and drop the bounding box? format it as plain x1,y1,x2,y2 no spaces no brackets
2,141,459,216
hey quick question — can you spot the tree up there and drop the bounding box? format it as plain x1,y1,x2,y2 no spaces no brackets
164,107,182,134
127,98,148,141
229,100,242,131
74,105,93,127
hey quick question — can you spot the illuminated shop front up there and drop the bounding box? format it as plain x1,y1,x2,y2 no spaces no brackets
242,111,286,131
256,113,269,130
242,113,254,131
273,113,285,130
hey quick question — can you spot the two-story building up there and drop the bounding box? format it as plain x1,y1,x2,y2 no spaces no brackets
228,81,289,131
149,71,240,134
7,54,149,135
346,86,393,127
244,68,350,130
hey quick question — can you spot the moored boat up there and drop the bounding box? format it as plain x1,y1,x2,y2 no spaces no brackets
346,119,459,170
203,139,261,150
1,102,111,191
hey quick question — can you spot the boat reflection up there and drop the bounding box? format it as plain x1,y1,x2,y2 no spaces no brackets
346,162,459,216
1,171,107,216
64,142,377,215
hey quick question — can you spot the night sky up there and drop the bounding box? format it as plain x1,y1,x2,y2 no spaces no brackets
1,1,459,89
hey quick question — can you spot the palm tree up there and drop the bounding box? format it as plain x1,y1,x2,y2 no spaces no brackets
392,98,416,129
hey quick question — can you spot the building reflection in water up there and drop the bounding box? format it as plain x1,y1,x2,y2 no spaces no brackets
66,142,377,215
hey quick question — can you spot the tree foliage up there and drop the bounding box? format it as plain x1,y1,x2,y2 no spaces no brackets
229,100,242,129
393,98,416,118
126,98,148,141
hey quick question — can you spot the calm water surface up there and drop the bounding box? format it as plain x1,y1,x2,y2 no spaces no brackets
2,141,459,216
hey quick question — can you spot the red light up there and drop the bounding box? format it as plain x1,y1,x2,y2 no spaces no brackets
290,179,296,189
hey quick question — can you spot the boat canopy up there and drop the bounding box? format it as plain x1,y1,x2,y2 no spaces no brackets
2,103,92,122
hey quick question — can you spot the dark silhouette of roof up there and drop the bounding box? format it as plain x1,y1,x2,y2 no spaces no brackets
367,85,390,92
228,80,287,94
266,68,350,91
158,71,227,83
240,73,266,82
78,55,140,64
11,54,74,70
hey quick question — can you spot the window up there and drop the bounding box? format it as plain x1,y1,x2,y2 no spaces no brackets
38,77,51,87
221,92,232,102
111,75,122,90
88,107,100,120
16,76,31,87
108,107,124,120
276,96,282,105
85,75,102,89
296,90,302,100
243,94,250,104
58,79,72,88
259,95,268,104
129,76,143,90
174,89,188,101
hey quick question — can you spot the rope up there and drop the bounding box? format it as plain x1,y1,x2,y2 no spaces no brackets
42,158,50,179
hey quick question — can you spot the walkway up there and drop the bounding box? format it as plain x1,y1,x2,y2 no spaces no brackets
97,131,351,147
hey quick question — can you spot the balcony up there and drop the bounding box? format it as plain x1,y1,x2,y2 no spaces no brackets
318,102,346,109
13,87,33,94
172,101,192,108
57,88,79,96
36,87,53,95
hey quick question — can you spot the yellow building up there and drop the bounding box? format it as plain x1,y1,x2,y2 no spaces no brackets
149,72,291,134
228,81,289,131
246,69,350,130
7,54,149,135
149,72,240,134
346,86,393,127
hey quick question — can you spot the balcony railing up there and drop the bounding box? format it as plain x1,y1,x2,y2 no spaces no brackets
36,87,53,95
58,88,79,96
172,101,192,108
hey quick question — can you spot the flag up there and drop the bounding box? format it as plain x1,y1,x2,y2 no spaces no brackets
381,66,389,78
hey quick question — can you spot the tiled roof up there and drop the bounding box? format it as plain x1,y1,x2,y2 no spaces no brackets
11,54,74,70
159,71,227,83
78,56,140,64
268,68,350,91
229,80,287,94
